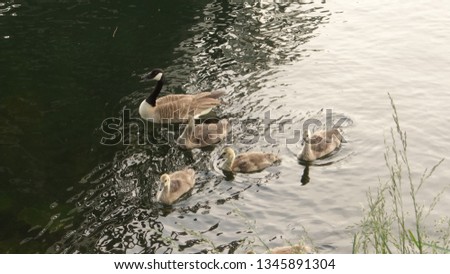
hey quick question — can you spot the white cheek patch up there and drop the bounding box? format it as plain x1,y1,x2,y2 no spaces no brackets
153,72,163,81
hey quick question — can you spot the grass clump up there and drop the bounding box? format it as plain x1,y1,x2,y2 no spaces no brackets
352,94,449,253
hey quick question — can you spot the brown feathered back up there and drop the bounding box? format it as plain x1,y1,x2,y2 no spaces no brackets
177,117,229,149
298,128,343,161
222,147,281,173
232,152,281,173
155,91,225,123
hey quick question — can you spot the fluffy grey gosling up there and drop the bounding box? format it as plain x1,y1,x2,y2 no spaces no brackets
298,128,343,162
177,116,229,149
156,169,196,205
139,68,225,123
221,147,281,173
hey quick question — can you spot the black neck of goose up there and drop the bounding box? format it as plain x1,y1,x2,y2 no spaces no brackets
146,75,165,107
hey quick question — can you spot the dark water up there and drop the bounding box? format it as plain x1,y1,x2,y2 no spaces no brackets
1,0,449,253
0,0,211,253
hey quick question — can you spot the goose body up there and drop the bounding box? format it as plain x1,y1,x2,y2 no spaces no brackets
298,128,343,162
177,116,229,149
221,147,281,173
139,69,225,123
156,169,196,205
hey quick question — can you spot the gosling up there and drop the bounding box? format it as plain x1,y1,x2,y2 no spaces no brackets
221,147,281,173
298,128,343,162
177,116,229,149
156,169,196,205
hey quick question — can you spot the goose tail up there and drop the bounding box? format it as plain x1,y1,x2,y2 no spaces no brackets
194,90,226,100
206,90,226,99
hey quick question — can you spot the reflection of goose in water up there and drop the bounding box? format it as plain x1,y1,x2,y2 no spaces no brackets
177,116,229,149
300,164,310,185
139,68,225,123
156,169,196,205
220,147,281,173
298,128,343,162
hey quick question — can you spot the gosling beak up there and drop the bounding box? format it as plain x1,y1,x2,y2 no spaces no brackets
157,182,164,192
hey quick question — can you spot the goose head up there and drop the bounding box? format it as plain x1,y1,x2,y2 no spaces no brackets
220,147,236,171
302,128,313,144
156,173,171,202
160,174,171,192
141,68,164,82
220,147,235,159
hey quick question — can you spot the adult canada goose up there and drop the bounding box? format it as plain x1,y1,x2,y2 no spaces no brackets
177,115,229,149
139,68,225,123
156,169,196,205
221,147,281,173
298,128,343,162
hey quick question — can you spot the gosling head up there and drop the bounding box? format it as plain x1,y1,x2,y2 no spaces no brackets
141,68,164,82
302,128,312,144
160,174,171,190
221,147,235,159
220,147,236,171
156,174,171,202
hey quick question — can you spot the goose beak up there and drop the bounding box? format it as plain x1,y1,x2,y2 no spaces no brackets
157,182,163,192
140,73,152,82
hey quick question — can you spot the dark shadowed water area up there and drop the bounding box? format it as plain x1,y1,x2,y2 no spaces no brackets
1,0,449,253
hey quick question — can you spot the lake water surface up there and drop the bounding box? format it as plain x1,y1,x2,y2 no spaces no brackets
1,0,449,253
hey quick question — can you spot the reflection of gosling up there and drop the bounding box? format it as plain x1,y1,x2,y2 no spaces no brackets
156,169,195,205
298,128,343,162
177,116,229,149
221,147,281,173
